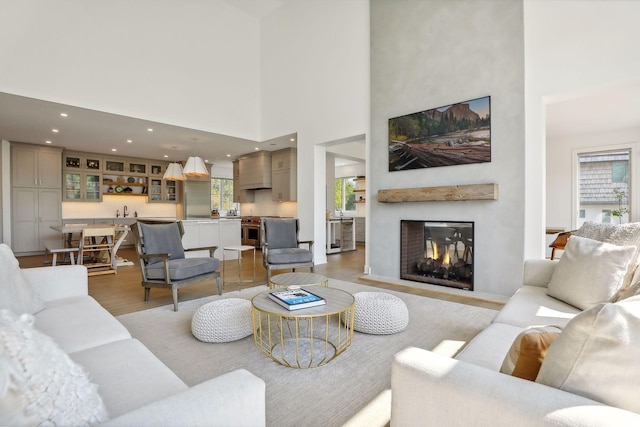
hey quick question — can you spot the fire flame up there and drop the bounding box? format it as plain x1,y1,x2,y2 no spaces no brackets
432,242,439,260
442,250,450,267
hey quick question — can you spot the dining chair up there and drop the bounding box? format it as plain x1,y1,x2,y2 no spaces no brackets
131,221,222,311
79,226,117,276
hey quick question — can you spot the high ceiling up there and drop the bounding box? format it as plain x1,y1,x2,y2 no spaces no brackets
0,92,296,167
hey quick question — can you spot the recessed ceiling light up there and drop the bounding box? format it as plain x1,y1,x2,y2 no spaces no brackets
52,129,59,133
60,113,68,117
204,159,209,163
147,128,153,132
126,139,133,143
226,154,231,157
255,147,259,151
163,154,168,158
111,148,117,152
290,138,295,142
45,140,52,144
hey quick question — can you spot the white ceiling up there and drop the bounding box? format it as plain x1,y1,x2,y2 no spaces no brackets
0,91,296,166
546,79,640,139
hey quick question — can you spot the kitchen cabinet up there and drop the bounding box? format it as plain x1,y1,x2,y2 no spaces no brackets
238,151,272,190
11,143,63,253
148,178,179,203
12,188,62,253
64,172,102,201
271,148,297,202
12,143,62,189
232,160,254,203
180,220,241,260
64,152,102,172
103,157,147,176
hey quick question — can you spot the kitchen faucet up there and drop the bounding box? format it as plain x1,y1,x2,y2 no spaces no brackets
123,206,129,218
116,209,120,218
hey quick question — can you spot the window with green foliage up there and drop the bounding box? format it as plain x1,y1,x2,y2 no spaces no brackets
335,177,356,212
211,178,235,212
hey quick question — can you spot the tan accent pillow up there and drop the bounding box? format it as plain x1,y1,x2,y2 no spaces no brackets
547,236,636,310
500,326,562,381
536,296,640,413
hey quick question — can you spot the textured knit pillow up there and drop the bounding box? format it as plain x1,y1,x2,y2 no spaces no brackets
547,236,636,310
0,310,109,425
0,244,45,315
572,221,615,241
604,222,640,295
536,296,640,413
500,326,562,381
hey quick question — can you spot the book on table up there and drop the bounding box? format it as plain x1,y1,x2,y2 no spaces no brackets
268,288,327,310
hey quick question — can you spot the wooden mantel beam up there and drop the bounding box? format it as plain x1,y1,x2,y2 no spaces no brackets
378,183,498,203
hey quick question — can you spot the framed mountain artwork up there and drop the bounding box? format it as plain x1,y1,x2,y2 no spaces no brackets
388,96,491,171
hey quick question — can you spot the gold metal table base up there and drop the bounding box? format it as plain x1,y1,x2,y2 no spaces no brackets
251,287,354,368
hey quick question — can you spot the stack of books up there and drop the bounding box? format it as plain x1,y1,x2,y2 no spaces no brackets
268,288,326,311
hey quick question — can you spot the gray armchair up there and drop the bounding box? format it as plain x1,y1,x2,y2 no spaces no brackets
131,221,221,311
262,218,314,282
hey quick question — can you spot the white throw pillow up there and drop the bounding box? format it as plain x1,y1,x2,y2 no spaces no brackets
547,236,636,310
536,296,640,413
604,222,640,295
0,244,45,315
0,310,109,425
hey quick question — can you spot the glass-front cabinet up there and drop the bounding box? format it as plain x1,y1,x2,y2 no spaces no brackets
148,178,178,203
64,171,102,201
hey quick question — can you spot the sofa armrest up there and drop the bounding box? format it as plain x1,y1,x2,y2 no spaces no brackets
392,347,640,427
22,265,88,302
523,259,558,288
103,369,266,427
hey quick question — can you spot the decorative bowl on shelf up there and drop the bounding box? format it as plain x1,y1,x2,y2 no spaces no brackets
114,185,124,193
127,177,136,183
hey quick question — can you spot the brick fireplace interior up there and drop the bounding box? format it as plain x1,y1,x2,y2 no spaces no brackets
400,220,474,291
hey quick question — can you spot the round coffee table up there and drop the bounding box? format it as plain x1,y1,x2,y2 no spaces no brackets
268,272,328,289
251,286,355,368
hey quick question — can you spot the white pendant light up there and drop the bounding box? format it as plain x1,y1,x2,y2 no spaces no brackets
183,138,210,177
183,156,209,176
163,162,186,180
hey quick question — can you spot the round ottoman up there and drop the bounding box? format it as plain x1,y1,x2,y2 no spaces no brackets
351,292,409,334
191,298,253,343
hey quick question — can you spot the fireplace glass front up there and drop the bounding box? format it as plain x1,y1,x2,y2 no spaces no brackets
400,220,474,291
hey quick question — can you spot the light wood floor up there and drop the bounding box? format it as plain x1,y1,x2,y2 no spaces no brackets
17,245,502,316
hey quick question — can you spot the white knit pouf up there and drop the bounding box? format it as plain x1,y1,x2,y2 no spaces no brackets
191,298,253,343
351,292,409,334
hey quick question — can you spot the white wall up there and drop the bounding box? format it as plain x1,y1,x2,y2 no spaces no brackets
260,0,370,264
524,0,640,259
0,0,261,140
370,0,525,296
546,127,640,231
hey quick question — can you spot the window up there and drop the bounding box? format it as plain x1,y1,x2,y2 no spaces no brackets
335,177,356,212
577,149,630,227
211,178,236,214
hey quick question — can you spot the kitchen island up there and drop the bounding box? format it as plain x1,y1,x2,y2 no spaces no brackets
179,218,241,260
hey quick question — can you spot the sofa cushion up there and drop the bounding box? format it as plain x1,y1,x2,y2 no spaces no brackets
264,219,298,249
145,257,219,281
70,338,188,418
547,236,636,310
493,285,580,328
140,222,185,264
455,322,525,371
34,296,131,354
0,244,45,315
500,325,562,381
0,310,108,425
536,296,640,413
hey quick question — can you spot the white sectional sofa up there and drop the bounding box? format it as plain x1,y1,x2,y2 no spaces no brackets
0,244,265,426
391,255,640,426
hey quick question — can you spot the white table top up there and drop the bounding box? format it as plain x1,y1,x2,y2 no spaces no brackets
224,245,256,251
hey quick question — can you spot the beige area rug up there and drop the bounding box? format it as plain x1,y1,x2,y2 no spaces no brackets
116,279,497,427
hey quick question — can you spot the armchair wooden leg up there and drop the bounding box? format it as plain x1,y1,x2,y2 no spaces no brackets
216,276,222,295
144,287,150,302
172,288,179,312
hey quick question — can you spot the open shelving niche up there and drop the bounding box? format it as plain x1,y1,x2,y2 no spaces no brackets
103,174,148,197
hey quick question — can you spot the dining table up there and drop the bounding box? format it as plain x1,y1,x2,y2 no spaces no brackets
49,223,130,272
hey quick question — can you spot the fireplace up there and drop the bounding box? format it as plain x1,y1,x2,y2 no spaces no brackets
400,220,474,291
